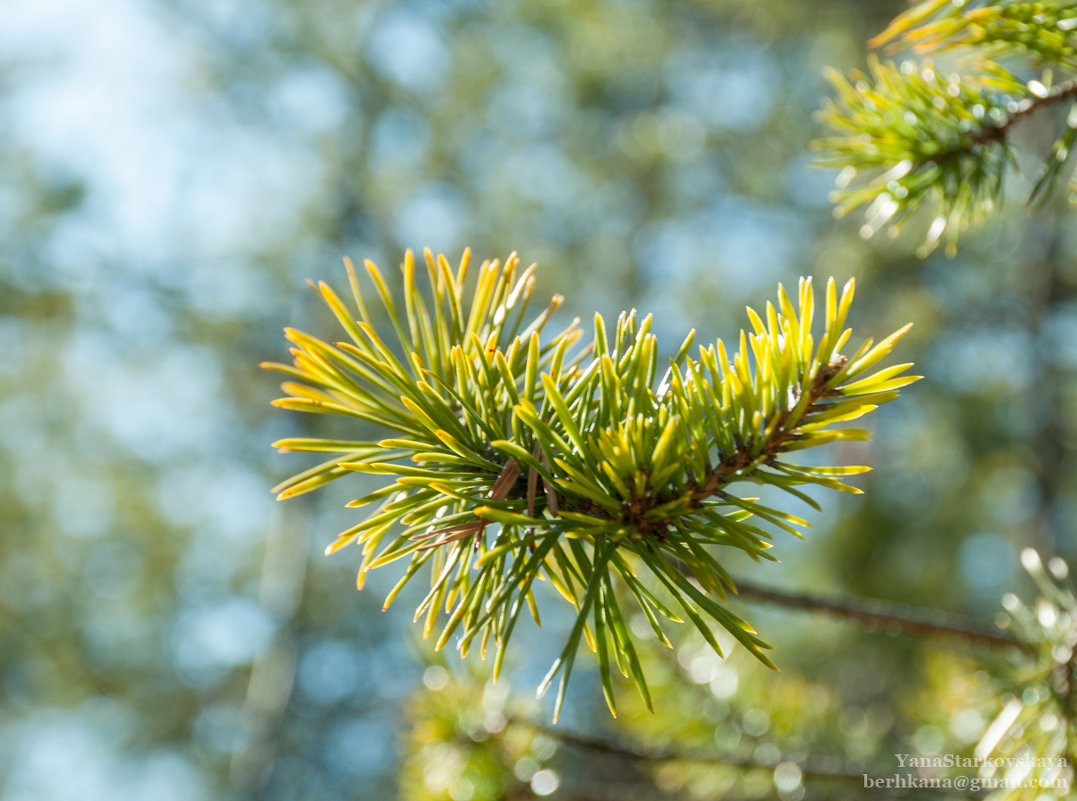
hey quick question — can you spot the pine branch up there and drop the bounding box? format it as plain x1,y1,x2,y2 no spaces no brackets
266,250,919,719
816,1,1077,254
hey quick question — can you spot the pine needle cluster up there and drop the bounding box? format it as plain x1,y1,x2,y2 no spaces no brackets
264,250,918,718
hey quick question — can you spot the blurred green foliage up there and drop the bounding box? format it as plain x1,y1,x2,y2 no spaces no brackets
399,663,559,801
819,0,1077,253
2,0,1077,799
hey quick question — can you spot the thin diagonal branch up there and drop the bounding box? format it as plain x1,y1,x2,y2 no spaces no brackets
510,719,983,800
935,75,1077,164
511,718,875,785
729,577,1026,651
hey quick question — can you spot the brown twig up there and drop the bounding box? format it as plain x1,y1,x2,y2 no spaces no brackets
509,718,984,799
729,578,1026,652
993,77,1077,137
511,718,877,786
932,76,1077,165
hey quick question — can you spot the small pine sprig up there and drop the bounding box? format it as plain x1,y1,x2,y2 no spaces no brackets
816,0,1077,254
816,56,1021,253
263,250,919,720
982,550,1077,799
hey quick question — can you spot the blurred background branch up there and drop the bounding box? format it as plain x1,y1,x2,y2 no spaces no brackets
817,0,1077,253
729,577,1025,650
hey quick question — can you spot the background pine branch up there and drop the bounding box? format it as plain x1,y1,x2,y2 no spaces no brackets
817,0,1077,253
